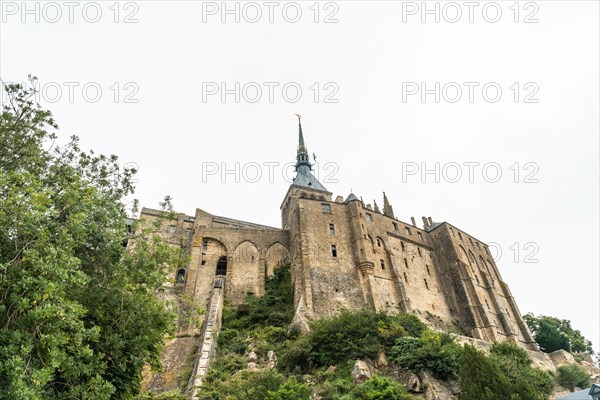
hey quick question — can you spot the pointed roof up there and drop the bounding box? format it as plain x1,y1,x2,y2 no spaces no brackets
345,192,360,203
292,115,328,192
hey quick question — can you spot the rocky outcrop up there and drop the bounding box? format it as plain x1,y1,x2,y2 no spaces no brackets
351,359,373,384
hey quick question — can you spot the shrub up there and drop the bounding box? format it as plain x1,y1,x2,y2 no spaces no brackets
277,337,312,374
556,364,591,391
290,310,426,371
490,341,553,399
197,369,285,400
460,345,512,400
221,264,294,333
265,377,311,400
218,328,248,355
345,375,415,400
389,331,462,379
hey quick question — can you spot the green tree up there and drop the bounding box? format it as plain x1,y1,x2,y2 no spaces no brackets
0,78,181,399
490,342,553,399
523,313,594,354
556,364,591,391
460,345,512,400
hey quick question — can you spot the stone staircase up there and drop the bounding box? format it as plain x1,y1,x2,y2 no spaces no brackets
188,276,225,399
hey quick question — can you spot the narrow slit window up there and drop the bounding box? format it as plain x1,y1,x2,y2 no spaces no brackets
331,245,337,257
404,258,409,268
403,272,408,283
405,227,411,236
392,222,398,230
418,247,422,257
329,223,335,235
401,242,405,251
417,232,422,240
380,259,385,270
376,238,381,247
424,279,429,290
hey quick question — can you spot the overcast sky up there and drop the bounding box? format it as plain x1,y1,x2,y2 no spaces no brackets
2,0,598,353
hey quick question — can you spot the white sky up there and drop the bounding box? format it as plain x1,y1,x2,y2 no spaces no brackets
1,0,598,353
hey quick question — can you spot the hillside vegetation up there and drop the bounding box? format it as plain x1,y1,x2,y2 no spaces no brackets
190,263,566,400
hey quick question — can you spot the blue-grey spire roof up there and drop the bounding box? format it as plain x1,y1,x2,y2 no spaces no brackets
345,193,360,203
292,115,328,192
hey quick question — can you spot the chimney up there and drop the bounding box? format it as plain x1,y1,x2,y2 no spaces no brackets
428,217,433,226
422,216,429,229
411,217,416,227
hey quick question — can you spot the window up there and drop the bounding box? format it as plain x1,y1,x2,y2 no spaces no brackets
403,258,408,268
417,232,422,240
401,242,405,251
426,265,431,275
476,241,481,249
469,238,473,245
331,245,337,257
202,239,208,252
458,232,463,240
321,203,331,213
329,223,335,235
417,247,422,257
380,259,385,270
366,213,372,221
176,269,185,284
168,225,176,235
403,272,408,283
424,279,429,289
376,238,381,247
185,228,192,237
405,227,411,236
201,260,206,265
392,222,398,231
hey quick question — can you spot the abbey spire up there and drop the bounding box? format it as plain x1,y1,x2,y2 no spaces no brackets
291,115,328,192
295,114,312,171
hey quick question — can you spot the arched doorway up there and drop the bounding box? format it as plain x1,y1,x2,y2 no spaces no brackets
216,256,227,276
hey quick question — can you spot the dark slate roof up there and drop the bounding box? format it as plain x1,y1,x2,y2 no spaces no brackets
292,167,328,192
345,193,360,203
557,388,593,399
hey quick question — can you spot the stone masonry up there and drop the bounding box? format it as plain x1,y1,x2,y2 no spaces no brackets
139,117,543,396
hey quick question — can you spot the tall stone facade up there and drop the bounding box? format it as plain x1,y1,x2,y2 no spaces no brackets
140,118,537,351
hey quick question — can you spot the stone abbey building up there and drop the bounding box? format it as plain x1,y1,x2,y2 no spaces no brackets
141,118,538,356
